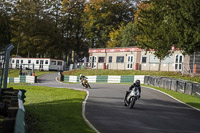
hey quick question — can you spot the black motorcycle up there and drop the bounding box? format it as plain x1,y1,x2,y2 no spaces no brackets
124,87,140,109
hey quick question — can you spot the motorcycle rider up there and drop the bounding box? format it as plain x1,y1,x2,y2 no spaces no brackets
80,74,87,86
125,80,141,99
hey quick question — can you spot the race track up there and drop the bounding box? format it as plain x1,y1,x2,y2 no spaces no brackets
35,73,200,133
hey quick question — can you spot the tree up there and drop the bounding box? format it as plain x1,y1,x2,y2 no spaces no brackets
135,0,175,71
107,23,124,48
0,1,12,49
83,0,135,48
10,0,65,58
171,0,200,55
118,22,137,47
61,0,87,62
107,22,137,48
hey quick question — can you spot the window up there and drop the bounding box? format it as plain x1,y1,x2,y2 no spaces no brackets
28,60,31,64
175,54,183,71
36,60,39,64
21,60,23,63
109,56,112,63
45,60,48,64
98,57,105,63
58,61,62,66
16,60,19,63
175,55,178,63
142,56,147,63
116,56,124,63
51,61,56,65
12,59,15,63
40,60,44,64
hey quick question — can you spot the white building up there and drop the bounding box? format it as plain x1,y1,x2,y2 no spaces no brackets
10,57,64,71
88,46,185,72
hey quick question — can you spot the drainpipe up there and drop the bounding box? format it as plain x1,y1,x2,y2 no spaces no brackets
192,52,196,76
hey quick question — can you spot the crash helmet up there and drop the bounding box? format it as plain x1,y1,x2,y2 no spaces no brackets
135,80,140,86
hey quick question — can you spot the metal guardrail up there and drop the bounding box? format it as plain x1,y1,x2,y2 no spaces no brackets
0,44,14,96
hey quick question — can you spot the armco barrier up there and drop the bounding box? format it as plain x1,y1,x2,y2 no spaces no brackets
8,76,36,83
121,76,134,83
177,80,186,93
69,76,79,82
192,83,200,97
165,78,172,90
185,82,193,95
14,90,26,133
64,75,69,82
87,76,97,83
63,75,144,84
144,76,200,97
134,75,145,84
96,76,108,82
108,76,121,83
171,79,178,91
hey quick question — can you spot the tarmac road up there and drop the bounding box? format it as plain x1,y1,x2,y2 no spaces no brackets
34,73,200,133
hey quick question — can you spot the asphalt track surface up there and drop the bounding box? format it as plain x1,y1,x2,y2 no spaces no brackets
34,73,200,133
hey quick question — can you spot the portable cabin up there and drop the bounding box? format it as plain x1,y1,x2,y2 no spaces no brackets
10,58,64,71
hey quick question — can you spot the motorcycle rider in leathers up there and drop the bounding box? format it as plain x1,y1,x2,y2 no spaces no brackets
125,80,141,99
80,74,87,86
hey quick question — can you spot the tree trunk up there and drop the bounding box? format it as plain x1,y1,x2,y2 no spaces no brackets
158,59,161,71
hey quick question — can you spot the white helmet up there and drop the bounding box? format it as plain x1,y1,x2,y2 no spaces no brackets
80,74,82,77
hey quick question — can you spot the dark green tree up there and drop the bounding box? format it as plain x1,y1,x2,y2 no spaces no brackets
83,0,135,48
0,1,12,49
171,0,200,54
135,0,175,71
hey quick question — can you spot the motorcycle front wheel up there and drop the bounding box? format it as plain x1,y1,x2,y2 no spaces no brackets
128,97,136,109
88,84,91,89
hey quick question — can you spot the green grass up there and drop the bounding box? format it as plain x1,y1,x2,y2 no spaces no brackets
63,69,200,83
8,69,54,77
63,69,180,76
142,84,200,110
8,85,95,133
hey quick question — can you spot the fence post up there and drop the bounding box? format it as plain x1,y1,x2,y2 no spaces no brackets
3,44,14,88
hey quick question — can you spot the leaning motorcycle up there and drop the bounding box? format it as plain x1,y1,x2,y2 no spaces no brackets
124,87,140,109
81,79,91,89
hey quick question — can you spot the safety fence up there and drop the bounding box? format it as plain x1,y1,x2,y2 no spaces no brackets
14,90,26,133
7,75,37,83
144,76,200,97
61,75,145,84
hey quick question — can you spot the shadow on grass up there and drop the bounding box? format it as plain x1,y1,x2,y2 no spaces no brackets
25,99,95,133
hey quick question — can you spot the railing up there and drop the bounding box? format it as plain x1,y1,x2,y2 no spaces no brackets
0,44,14,92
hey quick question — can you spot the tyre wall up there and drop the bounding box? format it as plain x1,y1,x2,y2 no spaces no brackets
144,76,200,97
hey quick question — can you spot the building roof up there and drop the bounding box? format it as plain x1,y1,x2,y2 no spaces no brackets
11,57,64,61
89,46,144,53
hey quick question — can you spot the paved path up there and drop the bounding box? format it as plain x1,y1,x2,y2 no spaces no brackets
34,73,200,133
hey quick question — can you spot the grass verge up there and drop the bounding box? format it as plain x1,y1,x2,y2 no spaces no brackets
8,85,95,133
142,84,200,110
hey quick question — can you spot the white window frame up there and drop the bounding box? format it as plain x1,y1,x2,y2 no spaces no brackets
174,54,184,71
126,55,134,69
